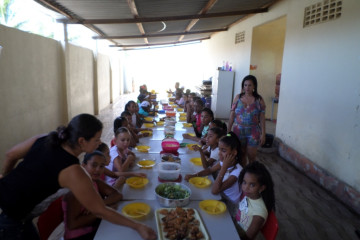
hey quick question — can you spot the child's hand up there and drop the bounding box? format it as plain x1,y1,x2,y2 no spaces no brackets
184,174,194,181
133,172,147,178
182,133,190,139
222,153,236,169
193,145,202,152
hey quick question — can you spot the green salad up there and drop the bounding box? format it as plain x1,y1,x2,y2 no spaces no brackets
156,184,190,199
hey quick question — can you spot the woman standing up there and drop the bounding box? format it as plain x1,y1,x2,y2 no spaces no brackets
0,114,156,240
228,75,266,166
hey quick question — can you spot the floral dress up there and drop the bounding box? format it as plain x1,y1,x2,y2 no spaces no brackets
231,98,265,146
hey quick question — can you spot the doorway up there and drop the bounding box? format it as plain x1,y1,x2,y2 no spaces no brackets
249,16,287,135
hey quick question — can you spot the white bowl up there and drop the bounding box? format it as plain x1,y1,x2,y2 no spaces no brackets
158,162,181,180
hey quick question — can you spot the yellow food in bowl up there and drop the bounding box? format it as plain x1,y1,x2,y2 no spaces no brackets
190,157,202,165
135,145,150,152
199,200,226,214
189,177,211,188
179,116,186,121
140,130,152,136
187,144,200,151
122,202,151,219
143,123,154,128
183,123,192,127
156,121,164,126
179,113,187,117
176,108,184,112
144,117,153,122
126,177,149,188
137,160,156,168
186,133,196,137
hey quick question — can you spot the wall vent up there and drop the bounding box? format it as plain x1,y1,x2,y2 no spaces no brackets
235,31,245,44
304,0,342,27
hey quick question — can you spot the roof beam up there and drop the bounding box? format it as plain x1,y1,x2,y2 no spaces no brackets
178,0,218,41
57,8,268,24
127,0,148,44
109,38,210,48
93,28,228,40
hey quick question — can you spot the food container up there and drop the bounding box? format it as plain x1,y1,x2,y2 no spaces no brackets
122,202,151,219
160,153,181,163
155,182,191,207
158,162,181,180
166,111,176,117
164,119,176,126
126,177,149,188
164,126,175,137
161,138,180,153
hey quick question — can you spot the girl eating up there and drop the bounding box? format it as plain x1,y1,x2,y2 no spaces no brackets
62,151,123,240
106,127,136,189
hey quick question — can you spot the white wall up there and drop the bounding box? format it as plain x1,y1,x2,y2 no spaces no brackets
277,0,360,190
202,0,360,192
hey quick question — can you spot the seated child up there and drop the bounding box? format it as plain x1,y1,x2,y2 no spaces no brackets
185,132,243,206
97,142,146,184
235,161,275,240
106,127,137,189
192,127,225,169
125,100,143,128
138,100,155,117
192,98,205,137
183,107,213,142
175,91,185,107
110,116,136,148
121,111,152,138
62,151,122,240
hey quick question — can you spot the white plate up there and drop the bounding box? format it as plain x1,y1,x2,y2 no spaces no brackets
155,208,209,240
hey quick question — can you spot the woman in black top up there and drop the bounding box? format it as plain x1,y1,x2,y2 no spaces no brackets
0,113,156,240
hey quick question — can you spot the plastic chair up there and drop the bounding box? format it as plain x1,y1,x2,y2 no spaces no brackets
37,197,64,240
261,210,279,240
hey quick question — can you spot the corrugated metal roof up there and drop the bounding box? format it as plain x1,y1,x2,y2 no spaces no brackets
34,0,278,50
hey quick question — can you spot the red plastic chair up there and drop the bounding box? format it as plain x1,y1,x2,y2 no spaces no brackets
261,210,279,240
37,197,64,240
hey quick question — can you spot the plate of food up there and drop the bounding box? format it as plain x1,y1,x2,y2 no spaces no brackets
187,144,201,151
135,145,151,152
140,130,152,137
155,207,209,240
144,117,154,122
161,153,181,163
179,116,187,122
189,177,211,188
199,200,227,215
122,202,151,219
156,121,165,126
190,157,202,166
143,123,155,128
182,123,192,128
185,133,196,137
137,160,156,169
125,177,149,188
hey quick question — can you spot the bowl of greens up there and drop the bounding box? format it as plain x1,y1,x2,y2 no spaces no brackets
155,182,191,207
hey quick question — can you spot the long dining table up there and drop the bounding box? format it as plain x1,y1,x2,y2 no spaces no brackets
94,106,240,240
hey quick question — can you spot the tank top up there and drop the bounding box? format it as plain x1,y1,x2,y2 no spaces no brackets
0,136,79,220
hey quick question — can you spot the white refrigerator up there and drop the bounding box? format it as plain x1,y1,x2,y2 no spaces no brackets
211,70,235,119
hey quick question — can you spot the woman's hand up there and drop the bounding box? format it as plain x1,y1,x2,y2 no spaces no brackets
260,134,266,146
136,224,157,240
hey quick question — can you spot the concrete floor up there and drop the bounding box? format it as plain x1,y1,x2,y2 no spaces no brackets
96,94,360,240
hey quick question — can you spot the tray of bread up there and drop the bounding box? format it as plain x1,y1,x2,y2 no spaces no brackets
155,207,209,240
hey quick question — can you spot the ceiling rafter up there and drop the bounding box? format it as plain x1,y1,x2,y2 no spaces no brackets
57,8,269,24
126,0,148,44
109,37,210,48
178,0,218,41
93,28,228,40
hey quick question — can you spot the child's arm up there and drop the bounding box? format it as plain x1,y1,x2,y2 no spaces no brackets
184,163,220,181
96,180,123,208
113,154,135,173
211,154,238,195
182,133,200,142
63,192,98,230
244,216,266,240
193,145,211,169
